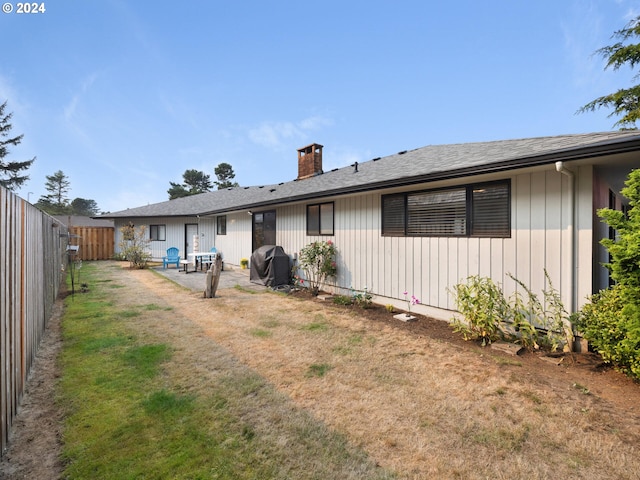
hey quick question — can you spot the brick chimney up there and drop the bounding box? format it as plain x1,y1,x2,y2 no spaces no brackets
297,143,323,179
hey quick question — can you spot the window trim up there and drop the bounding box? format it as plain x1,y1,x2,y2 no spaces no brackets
306,202,334,236
382,180,511,238
149,224,166,241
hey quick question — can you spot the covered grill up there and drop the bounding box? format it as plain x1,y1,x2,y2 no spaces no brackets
249,245,290,287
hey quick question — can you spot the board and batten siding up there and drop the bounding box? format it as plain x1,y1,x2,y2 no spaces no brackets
275,165,592,321
214,212,253,266
113,217,217,261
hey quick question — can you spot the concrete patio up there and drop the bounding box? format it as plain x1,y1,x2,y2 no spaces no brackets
152,264,267,293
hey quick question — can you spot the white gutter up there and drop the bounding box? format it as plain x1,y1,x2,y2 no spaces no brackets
555,161,576,351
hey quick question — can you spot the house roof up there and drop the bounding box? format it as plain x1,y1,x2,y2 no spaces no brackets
99,131,640,219
54,215,114,227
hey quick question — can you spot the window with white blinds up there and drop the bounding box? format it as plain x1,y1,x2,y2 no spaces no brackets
382,180,510,238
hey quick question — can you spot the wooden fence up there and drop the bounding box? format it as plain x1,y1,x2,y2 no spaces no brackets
1,187,68,456
69,226,114,261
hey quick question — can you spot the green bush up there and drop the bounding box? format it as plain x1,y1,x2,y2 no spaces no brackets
576,285,640,379
578,168,640,380
450,276,508,346
351,287,373,309
450,272,571,351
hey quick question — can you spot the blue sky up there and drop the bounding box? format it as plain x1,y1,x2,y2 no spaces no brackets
1,1,638,213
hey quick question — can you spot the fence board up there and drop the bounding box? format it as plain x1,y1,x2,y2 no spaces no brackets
0,187,67,456
69,226,114,260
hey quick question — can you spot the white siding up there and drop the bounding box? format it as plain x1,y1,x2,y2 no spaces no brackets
273,165,592,321
113,216,216,261
112,163,595,321
215,212,253,266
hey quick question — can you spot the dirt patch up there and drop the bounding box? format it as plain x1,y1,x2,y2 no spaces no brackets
0,297,65,480
2,263,640,479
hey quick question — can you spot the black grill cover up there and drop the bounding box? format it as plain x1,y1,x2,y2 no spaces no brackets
249,245,290,287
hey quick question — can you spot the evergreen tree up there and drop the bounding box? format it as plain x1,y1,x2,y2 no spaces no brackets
168,169,213,199
0,101,35,190
214,162,239,189
579,16,640,128
36,170,71,214
70,197,100,216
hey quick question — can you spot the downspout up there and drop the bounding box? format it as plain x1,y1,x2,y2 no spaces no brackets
555,161,576,351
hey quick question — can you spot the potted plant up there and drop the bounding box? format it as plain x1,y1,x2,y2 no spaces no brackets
240,258,249,269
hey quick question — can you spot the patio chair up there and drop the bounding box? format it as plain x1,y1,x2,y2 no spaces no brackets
162,247,180,269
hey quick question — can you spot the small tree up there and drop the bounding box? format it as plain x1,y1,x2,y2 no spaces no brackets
118,223,151,269
0,100,35,190
214,162,239,189
297,240,337,295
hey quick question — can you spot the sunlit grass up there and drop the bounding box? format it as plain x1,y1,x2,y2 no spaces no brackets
59,262,392,480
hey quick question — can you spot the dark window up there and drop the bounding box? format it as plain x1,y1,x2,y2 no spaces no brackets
149,224,166,241
307,202,334,235
217,216,227,235
381,193,405,236
471,183,510,237
382,180,510,238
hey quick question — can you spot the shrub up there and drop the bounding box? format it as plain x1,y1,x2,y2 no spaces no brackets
450,271,571,350
351,286,373,309
576,285,640,379
298,240,337,295
450,276,508,346
118,223,151,269
579,167,640,380
507,271,572,352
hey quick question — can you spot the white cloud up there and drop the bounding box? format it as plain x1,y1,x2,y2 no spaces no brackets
63,73,98,122
248,115,333,149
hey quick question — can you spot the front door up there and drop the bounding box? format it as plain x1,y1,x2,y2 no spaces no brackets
185,224,198,255
252,210,276,251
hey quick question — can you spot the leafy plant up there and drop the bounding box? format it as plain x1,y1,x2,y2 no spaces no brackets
450,276,508,346
507,271,571,352
450,270,573,350
576,285,640,378
351,286,373,309
298,240,337,295
118,223,151,269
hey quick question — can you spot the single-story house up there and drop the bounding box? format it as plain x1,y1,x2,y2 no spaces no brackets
99,132,640,322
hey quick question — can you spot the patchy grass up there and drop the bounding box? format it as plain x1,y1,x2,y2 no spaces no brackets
58,263,392,480
306,363,333,378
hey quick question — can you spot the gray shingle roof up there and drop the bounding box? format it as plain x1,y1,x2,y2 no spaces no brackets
100,131,640,219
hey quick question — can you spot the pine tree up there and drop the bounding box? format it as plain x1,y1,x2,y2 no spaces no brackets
36,170,71,214
0,101,35,190
579,16,640,128
214,162,239,189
